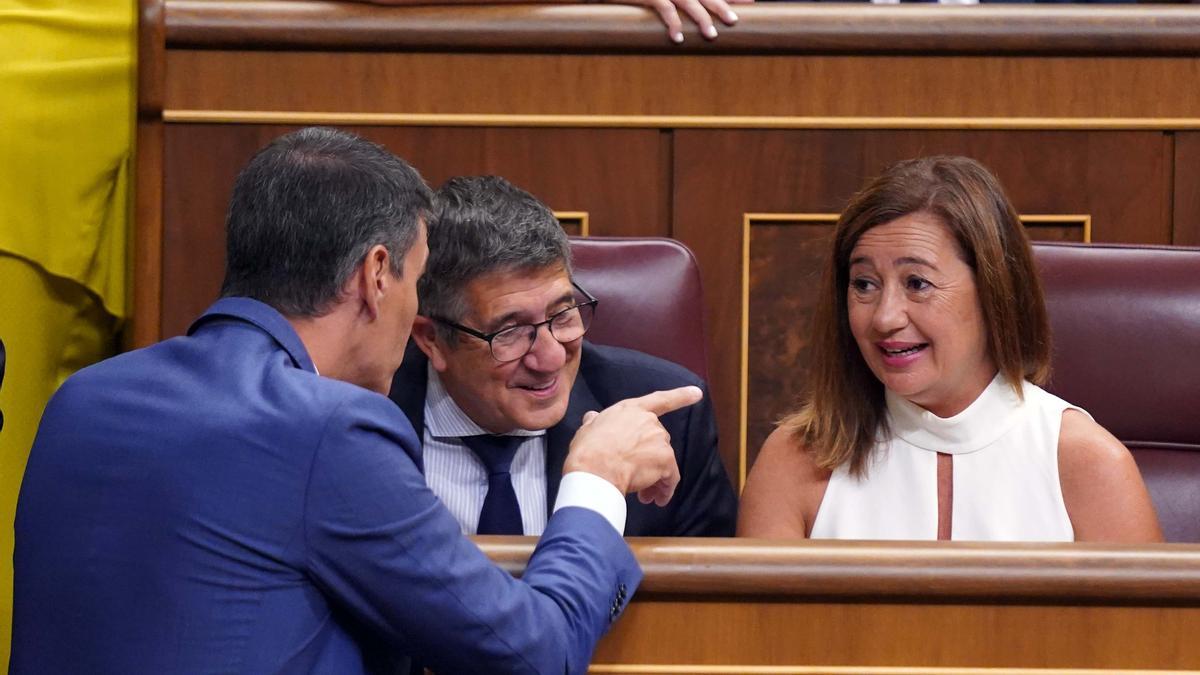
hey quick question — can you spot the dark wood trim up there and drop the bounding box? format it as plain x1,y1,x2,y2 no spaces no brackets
132,0,166,349
1175,133,1200,246
166,1,1200,55
478,537,1200,603
140,0,166,118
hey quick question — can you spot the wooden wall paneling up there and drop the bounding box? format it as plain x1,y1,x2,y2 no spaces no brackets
594,601,1200,669
163,51,1200,121
1174,132,1200,246
162,125,272,338
161,123,666,339
674,129,1173,482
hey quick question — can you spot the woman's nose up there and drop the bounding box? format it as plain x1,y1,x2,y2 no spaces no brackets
871,285,909,334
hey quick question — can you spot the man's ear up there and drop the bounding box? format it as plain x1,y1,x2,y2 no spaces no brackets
411,315,450,371
358,244,391,320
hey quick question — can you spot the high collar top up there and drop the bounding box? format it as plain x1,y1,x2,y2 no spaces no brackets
884,373,1024,455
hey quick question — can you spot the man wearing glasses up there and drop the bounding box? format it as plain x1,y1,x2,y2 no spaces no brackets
391,176,737,537
14,131,704,674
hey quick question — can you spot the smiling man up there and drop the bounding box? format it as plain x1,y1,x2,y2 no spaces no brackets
13,129,709,674
390,176,737,537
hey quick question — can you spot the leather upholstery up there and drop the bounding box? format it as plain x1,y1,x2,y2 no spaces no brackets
1034,242,1200,542
569,237,709,380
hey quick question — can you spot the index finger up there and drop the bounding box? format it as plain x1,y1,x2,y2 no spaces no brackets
628,385,703,417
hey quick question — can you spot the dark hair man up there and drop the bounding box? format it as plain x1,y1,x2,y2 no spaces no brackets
12,128,700,674
390,176,736,538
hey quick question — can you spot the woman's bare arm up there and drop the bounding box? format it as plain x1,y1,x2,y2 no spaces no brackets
737,426,829,539
1058,409,1163,543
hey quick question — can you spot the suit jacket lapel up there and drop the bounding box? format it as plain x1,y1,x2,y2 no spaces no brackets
390,340,429,474
545,363,600,517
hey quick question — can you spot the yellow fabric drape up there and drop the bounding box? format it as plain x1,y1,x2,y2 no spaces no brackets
0,1,135,667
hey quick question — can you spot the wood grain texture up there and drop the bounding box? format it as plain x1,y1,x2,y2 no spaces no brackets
672,129,1172,476
164,50,1200,120
132,0,167,349
1174,132,1200,246
165,2,1200,55
160,124,665,338
745,223,830,464
477,539,1200,669
593,601,1200,669
481,537,1200,600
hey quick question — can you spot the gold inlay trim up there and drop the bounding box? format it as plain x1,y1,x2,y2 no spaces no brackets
738,212,1091,485
555,211,590,237
1019,213,1093,243
164,110,1200,131
585,662,1185,667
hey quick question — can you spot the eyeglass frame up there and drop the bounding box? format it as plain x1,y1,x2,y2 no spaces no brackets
431,281,599,363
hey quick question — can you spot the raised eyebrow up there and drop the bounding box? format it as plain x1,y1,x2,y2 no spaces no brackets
848,255,874,269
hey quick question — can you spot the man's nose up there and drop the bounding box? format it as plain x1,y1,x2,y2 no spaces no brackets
522,323,567,372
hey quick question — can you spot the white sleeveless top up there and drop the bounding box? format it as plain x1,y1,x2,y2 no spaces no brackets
810,375,1078,542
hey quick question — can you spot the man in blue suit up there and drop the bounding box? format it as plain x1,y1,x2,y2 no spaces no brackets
12,127,700,674
389,176,736,539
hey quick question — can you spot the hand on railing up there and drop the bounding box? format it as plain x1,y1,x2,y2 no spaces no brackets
609,0,751,43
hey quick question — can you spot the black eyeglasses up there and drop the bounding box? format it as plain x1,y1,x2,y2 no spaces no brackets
434,282,598,363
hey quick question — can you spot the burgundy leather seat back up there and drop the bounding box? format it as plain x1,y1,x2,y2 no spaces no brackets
1034,242,1200,542
569,237,708,380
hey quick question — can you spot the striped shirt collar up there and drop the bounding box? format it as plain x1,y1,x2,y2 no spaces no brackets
424,364,546,439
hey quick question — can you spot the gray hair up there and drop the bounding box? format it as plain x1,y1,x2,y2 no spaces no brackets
419,176,572,343
221,127,432,317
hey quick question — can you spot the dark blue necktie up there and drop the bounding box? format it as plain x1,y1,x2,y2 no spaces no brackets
461,434,525,535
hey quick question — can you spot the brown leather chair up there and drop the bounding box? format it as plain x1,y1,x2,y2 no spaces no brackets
1035,242,1200,543
569,237,709,380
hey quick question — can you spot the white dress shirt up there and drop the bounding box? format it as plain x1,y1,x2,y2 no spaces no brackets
422,365,625,535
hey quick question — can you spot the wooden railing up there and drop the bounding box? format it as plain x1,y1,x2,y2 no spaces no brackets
481,537,1200,671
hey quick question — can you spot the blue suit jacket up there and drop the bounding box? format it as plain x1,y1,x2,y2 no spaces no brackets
390,342,737,537
13,298,641,675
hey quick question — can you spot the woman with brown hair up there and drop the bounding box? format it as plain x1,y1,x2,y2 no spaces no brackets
738,156,1162,542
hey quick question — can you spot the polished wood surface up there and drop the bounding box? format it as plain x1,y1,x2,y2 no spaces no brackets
483,537,1200,599
139,0,1200,481
165,50,1200,120
1175,132,1200,248
480,538,1200,670
132,0,166,348
168,2,1200,55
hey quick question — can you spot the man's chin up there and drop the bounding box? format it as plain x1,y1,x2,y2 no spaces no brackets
507,397,569,432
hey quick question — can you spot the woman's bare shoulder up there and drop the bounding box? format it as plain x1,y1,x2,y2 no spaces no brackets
1058,409,1163,543
737,425,831,539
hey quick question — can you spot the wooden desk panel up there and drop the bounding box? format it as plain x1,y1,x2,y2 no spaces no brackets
482,538,1200,671
164,50,1200,121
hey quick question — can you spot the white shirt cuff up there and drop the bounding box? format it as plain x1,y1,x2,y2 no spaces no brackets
552,471,627,535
